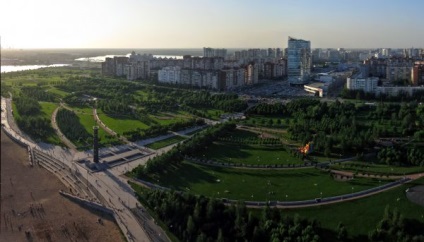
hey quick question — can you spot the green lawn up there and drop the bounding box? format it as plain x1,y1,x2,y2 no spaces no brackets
46,87,70,98
98,112,149,134
196,142,304,166
141,161,390,202
146,135,186,150
281,177,424,240
73,109,122,148
39,101,58,119
331,161,424,175
149,111,192,126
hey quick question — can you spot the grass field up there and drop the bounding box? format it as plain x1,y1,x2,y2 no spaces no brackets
141,161,390,201
74,111,121,147
281,177,424,239
331,161,424,175
98,112,149,134
146,135,186,150
46,87,70,98
196,142,304,166
149,111,193,126
39,101,58,119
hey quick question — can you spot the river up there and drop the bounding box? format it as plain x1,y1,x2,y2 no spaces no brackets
1,64,71,73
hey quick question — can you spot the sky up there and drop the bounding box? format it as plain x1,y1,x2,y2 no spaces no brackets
1,0,423,49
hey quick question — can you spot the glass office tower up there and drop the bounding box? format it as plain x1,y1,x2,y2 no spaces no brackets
287,37,311,85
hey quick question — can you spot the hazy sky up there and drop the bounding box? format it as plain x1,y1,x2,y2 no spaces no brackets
1,0,423,49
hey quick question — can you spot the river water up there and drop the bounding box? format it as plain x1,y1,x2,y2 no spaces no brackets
1,64,71,73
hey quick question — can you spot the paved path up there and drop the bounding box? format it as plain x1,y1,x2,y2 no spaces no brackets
1,97,164,242
51,106,78,151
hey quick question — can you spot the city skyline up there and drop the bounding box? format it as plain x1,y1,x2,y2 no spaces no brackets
1,0,424,49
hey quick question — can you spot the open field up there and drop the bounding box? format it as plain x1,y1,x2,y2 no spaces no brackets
146,135,186,150
281,177,424,239
97,112,149,135
141,161,390,201
46,87,70,98
0,130,124,242
196,142,304,165
73,109,121,148
149,111,193,126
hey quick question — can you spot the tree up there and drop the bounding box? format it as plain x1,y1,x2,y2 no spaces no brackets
336,222,348,241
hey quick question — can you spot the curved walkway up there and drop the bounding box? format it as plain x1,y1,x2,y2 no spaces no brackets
130,175,417,209
185,156,355,170
51,106,77,151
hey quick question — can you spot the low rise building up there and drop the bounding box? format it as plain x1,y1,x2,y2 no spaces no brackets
346,74,378,93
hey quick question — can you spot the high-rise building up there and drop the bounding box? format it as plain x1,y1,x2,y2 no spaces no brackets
287,37,311,85
203,47,214,57
203,47,227,58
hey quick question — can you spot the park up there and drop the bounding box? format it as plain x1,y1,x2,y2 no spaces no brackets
2,66,424,241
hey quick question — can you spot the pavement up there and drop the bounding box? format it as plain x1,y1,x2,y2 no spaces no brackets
1,97,168,242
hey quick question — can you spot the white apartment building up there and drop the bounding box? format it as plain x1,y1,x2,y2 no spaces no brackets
158,66,181,84
346,75,378,93
287,37,311,85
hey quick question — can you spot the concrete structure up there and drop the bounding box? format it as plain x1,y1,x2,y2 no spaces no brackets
386,58,414,83
126,61,150,81
245,63,259,85
203,47,227,58
93,126,99,163
287,37,311,85
158,66,181,84
411,61,424,86
304,82,326,97
346,74,378,93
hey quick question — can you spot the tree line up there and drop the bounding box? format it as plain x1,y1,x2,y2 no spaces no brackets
56,108,91,146
14,95,53,141
132,122,236,176
138,189,321,242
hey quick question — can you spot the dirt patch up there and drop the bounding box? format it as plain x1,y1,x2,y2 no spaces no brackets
406,185,424,207
1,130,124,242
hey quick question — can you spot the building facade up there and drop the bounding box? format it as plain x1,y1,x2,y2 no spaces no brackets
411,61,424,86
158,66,181,84
287,37,311,85
346,75,379,93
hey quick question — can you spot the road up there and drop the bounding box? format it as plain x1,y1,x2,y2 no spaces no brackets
1,97,167,242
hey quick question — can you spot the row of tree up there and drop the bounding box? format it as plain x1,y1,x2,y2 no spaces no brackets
123,119,204,142
139,189,321,242
56,108,91,146
133,122,236,176
14,96,41,116
20,86,56,102
378,146,424,166
369,206,424,241
341,88,424,102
